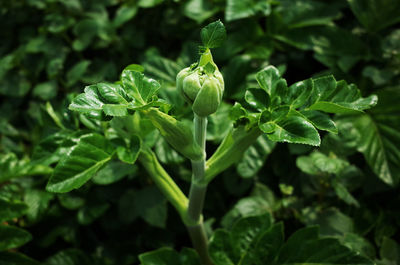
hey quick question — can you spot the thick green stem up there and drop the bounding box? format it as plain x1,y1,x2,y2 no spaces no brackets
188,115,207,222
138,149,188,219
187,114,213,265
187,224,214,265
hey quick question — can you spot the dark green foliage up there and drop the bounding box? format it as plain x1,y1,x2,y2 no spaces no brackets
0,0,399,265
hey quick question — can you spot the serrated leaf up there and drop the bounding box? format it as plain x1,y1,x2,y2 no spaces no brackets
69,70,160,120
210,214,373,265
256,66,287,99
309,78,378,113
200,20,227,49
0,225,32,251
300,110,338,134
285,79,313,108
263,112,321,146
46,133,114,193
121,69,160,104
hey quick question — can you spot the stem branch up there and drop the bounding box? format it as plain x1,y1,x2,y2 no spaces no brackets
139,149,188,219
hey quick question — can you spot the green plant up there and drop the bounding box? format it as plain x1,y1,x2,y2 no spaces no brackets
39,20,379,265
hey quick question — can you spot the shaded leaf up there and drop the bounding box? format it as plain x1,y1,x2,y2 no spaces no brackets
139,247,200,265
45,249,92,265
0,252,39,265
226,0,271,22
46,133,114,193
0,225,32,251
0,199,27,222
348,0,400,32
92,161,137,185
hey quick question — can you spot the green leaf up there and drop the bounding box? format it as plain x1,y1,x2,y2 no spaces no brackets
332,180,360,207
256,66,287,99
45,249,92,265
231,214,273,258
58,194,85,210
0,252,39,265
285,79,313,108
0,153,52,183
210,214,373,265
183,0,220,23
92,161,137,185
139,247,200,265
226,0,271,22
348,0,400,32
121,69,160,104
0,225,32,251
278,0,343,28
46,133,114,193
143,49,183,84
336,87,400,185
209,230,236,265
119,186,167,228
244,89,269,111
302,208,354,237
77,203,110,225
297,152,349,175
257,223,285,262
263,111,321,146
66,60,91,87
300,110,338,134
0,199,28,222
380,237,400,264
32,81,57,100
72,19,98,51
138,0,164,8
113,4,137,28
309,77,378,114
116,135,141,164
237,134,276,178
24,190,54,223
339,233,376,259
70,69,160,120
200,20,227,49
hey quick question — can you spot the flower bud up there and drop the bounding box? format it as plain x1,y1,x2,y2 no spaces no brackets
176,49,224,117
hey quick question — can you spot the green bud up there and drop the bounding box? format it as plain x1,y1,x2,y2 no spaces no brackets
144,108,204,161
176,49,224,117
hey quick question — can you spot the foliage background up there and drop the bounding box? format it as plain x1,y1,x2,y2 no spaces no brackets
0,0,399,264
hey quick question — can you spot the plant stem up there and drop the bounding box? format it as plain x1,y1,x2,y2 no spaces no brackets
187,114,213,265
139,148,188,219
